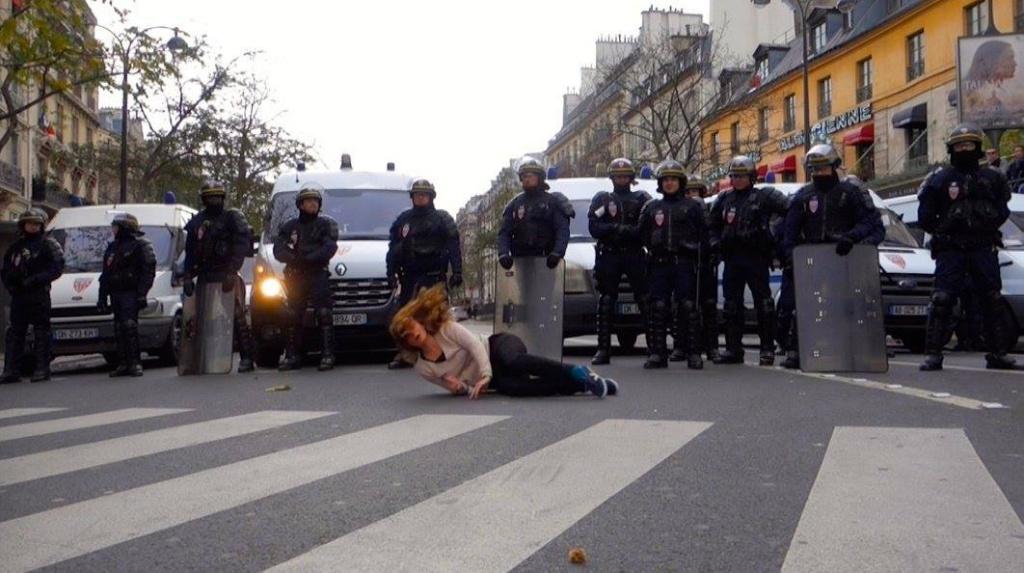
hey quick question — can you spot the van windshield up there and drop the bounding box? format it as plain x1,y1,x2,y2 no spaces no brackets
49,226,176,273
879,208,920,248
265,189,409,241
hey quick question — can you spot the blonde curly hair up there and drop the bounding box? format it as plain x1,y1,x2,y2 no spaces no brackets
389,284,452,354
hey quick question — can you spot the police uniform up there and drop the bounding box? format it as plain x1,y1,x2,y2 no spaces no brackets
588,158,652,365
710,156,789,366
0,209,64,383
686,178,721,362
98,213,156,377
639,160,707,370
273,183,340,371
497,157,574,269
182,182,257,373
919,124,1015,371
780,144,885,369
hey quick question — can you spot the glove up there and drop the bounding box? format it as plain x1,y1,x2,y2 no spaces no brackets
835,236,854,257
96,296,110,314
448,273,463,288
546,254,562,269
182,279,195,297
136,297,148,311
498,255,513,270
222,276,236,293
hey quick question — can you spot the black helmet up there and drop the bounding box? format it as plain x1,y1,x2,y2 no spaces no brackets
111,212,141,235
946,123,985,153
686,176,708,196
804,144,842,170
409,178,437,199
607,157,636,179
655,159,686,180
199,180,226,200
727,155,757,178
295,181,324,210
516,156,546,179
17,208,47,230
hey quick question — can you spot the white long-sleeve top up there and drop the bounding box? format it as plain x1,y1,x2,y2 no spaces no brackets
412,322,493,390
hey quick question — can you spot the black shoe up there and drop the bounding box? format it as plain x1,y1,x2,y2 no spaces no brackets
668,348,687,362
318,355,335,371
591,348,610,365
0,371,20,384
387,357,412,370
919,354,943,371
237,357,255,373
687,354,704,370
109,365,130,378
985,353,1016,370
714,350,744,364
30,371,50,383
759,351,775,367
643,354,668,369
278,357,300,372
127,363,144,378
781,352,800,370
705,348,720,362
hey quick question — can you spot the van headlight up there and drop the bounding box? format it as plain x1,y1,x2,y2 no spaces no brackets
258,277,284,298
564,261,592,294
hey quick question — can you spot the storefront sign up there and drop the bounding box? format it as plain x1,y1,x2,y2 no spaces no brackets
779,102,874,152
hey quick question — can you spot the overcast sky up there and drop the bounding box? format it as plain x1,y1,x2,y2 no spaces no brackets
89,0,709,212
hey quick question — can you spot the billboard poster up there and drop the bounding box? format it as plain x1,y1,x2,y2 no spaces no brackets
958,33,1024,130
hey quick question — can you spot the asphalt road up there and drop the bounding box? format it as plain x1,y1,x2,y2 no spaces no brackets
0,323,1022,572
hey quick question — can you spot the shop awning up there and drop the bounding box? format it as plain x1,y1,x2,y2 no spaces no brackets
771,155,797,173
757,165,769,180
842,124,874,145
892,103,927,129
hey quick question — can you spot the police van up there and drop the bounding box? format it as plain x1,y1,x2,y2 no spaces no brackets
47,203,197,365
885,192,1024,348
251,160,412,367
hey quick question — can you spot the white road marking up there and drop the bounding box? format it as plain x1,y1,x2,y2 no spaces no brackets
0,408,67,421
0,408,192,442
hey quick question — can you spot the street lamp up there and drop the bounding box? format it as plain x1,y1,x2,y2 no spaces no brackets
99,26,188,204
752,1,856,153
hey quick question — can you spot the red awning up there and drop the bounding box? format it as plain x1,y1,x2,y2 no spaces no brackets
757,165,768,181
771,155,797,173
842,124,875,146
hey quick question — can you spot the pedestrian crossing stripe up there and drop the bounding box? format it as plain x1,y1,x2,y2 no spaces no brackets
0,408,192,442
0,408,68,421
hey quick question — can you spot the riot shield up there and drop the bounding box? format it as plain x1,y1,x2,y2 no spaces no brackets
177,280,235,375
793,244,888,373
493,257,564,362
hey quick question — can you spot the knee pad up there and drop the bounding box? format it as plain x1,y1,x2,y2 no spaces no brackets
119,319,138,330
722,301,741,319
650,299,668,315
930,291,954,319
757,298,775,314
599,294,617,307
680,300,695,315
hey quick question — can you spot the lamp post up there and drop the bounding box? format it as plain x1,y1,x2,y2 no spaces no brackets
752,1,856,153
100,26,188,204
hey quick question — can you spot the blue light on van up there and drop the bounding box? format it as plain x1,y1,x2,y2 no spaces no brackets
547,166,559,180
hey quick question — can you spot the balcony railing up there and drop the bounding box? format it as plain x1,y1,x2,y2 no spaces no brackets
856,84,873,103
0,160,25,194
907,60,925,81
817,101,832,119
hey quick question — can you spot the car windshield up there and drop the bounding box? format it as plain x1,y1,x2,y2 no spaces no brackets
49,226,176,273
1001,213,1024,249
879,208,920,248
569,199,593,241
265,189,409,241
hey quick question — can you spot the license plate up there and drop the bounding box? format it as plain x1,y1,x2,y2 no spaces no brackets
54,328,99,340
888,304,928,317
333,313,368,326
618,303,640,315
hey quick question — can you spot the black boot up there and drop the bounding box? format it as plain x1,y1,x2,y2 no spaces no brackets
683,301,703,370
715,301,744,364
643,300,668,369
278,326,302,371
781,351,801,369
29,327,52,382
318,325,335,371
757,299,776,367
780,320,800,369
592,295,613,365
109,322,130,378
701,300,720,362
124,322,143,377
236,316,256,373
920,292,952,372
1,326,25,384
982,293,1016,370
669,302,687,362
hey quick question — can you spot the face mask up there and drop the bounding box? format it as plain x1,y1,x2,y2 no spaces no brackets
812,174,838,190
951,151,981,171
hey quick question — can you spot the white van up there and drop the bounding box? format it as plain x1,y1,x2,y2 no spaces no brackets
47,203,197,365
250,165,412,367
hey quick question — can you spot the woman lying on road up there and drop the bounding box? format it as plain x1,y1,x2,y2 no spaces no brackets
390,285,618,399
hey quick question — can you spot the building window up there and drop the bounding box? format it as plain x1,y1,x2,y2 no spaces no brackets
907,31,925,81
56,103,65,143
906,127,929,170
710,131,720,163
783,94,797,133
86,127,94,147
817,76,832,119
10,132,18,169
811,21,828,54
888,0,903,14
730,122,740,154
758,108,770,142
844,11,854,30
755,57,769,83
965,1,989,36
71,115,79,145
857,57,873,102
1017,0,1024,32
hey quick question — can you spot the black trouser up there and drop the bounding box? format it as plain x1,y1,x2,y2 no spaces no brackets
488,333,582,397
721,252,775,354
110,291,141,367
777,268,796,352
648,255,699,357
3,295,51,375
284,269,333,356
927,248,1010,357
594,246,648,350
398,268,447,307
697,257,719,355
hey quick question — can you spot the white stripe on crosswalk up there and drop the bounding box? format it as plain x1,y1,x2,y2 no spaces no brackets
0,408,192,442
782,427,1024,572
0,408,67,421
268,419,712,573
0,414,506,572
0,410,335,487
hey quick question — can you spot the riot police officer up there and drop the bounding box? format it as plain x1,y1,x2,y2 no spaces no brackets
780,144,885,369
919,124,1015,371
98,213,156,377
0,209,64,383
273,182,340,371
710,156,789,366
638,159,707,370
182,181,257,373
685,176,720,362
386,178,462,369
588,158,652,365
497,156,574,270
